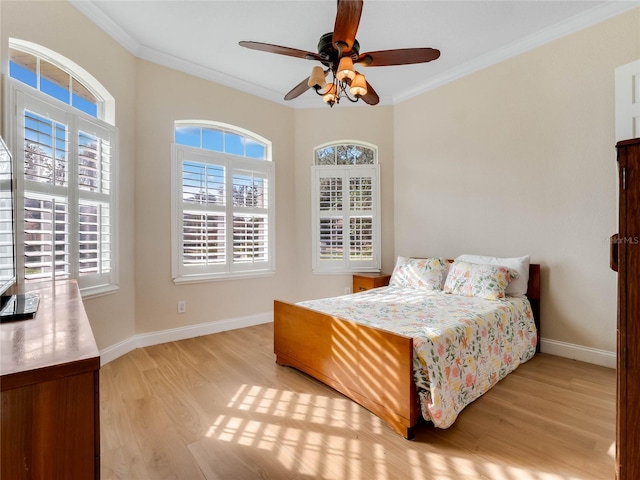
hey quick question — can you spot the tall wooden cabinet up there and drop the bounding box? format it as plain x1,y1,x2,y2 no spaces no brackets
613,138,640,480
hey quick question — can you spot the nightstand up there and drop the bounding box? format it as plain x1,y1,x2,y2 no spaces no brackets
353,273,391,292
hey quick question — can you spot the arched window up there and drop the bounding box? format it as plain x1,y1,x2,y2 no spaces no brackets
312,141,380,273
6,39,118,297
171,121,274,282
8,38,115,124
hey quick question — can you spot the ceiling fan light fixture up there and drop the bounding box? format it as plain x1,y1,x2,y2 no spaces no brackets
322,83,338,105
336,56,356,81
308,66,326,89
349,73,367,97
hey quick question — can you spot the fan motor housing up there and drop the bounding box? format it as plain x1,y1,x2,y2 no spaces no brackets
317,32,360,67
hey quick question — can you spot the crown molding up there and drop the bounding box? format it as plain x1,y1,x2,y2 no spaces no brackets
69,0,141,55
69,0,289,105
137,44,290,106
394,1,640,104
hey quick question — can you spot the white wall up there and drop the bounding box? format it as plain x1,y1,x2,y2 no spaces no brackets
0,0,138,350
394,9,640,361
133,59,299,334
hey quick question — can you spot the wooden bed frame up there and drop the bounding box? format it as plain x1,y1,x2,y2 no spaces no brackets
273,263,541,439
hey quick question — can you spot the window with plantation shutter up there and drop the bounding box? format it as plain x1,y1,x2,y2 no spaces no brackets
312,142,380,273
7,41,118,297
13,92,117,295
172,122,274,283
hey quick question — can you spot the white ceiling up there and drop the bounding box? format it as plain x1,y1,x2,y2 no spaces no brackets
70,1,638,108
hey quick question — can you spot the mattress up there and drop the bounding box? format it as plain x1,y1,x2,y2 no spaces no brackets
298,286,537,428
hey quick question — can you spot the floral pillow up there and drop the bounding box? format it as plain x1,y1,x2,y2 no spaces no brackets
455,254,530,297
389,256,450,291
443,261,518,300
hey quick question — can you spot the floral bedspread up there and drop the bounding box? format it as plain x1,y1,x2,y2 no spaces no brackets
297,286,537,428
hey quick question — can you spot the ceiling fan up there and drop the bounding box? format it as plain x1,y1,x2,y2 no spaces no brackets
239,0,440,107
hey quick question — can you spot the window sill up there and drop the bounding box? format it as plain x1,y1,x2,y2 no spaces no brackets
312,268,381,275
80,283,120,299
173,270,275,285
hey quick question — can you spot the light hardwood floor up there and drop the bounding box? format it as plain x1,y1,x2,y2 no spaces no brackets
100,323,616,480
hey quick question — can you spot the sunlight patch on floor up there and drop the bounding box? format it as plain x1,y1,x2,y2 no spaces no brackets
201,382,610,480
225,383,357,428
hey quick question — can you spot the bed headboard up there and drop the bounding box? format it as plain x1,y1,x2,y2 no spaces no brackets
527,263,541,352
526,263,541,301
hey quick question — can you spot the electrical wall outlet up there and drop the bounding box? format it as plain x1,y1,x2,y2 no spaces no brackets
345,287,351,295
177,300,186,314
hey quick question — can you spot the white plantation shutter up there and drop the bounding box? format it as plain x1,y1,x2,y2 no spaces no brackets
231,169,269,268
177,149,227,275
76,118,115,289
172,137,274,282
181,160,226,267
318,175,343,261
312,164,380,273
348,174,374,262
23,110,68,187
13,85,118,295
232,214,267,264
20,97,71,281
183,212,226,266
78,201,111,275
23,193,69,280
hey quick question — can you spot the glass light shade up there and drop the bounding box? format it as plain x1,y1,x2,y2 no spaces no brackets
336,57,356,81
322,83,337,103
307,66,326,89
350,73,367,97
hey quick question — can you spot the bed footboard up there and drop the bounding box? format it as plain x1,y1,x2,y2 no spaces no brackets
274,300,418,439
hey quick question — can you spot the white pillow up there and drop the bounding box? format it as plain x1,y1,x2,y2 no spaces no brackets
454,254,530,297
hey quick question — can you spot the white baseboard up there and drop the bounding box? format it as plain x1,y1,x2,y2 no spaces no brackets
100,318,615,369
99,312,273,366
540,337,616,369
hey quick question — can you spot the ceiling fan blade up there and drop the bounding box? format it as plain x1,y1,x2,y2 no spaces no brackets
333,0,363,53
361,80,379,105
239,41,322,61
284,76,312,101
357,48,441,67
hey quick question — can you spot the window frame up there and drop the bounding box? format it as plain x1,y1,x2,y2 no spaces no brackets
171,122,275,284
311,141,381,274
6,78,119,298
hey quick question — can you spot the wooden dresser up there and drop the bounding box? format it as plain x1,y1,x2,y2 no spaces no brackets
1,280,100,479
613,138,640,480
